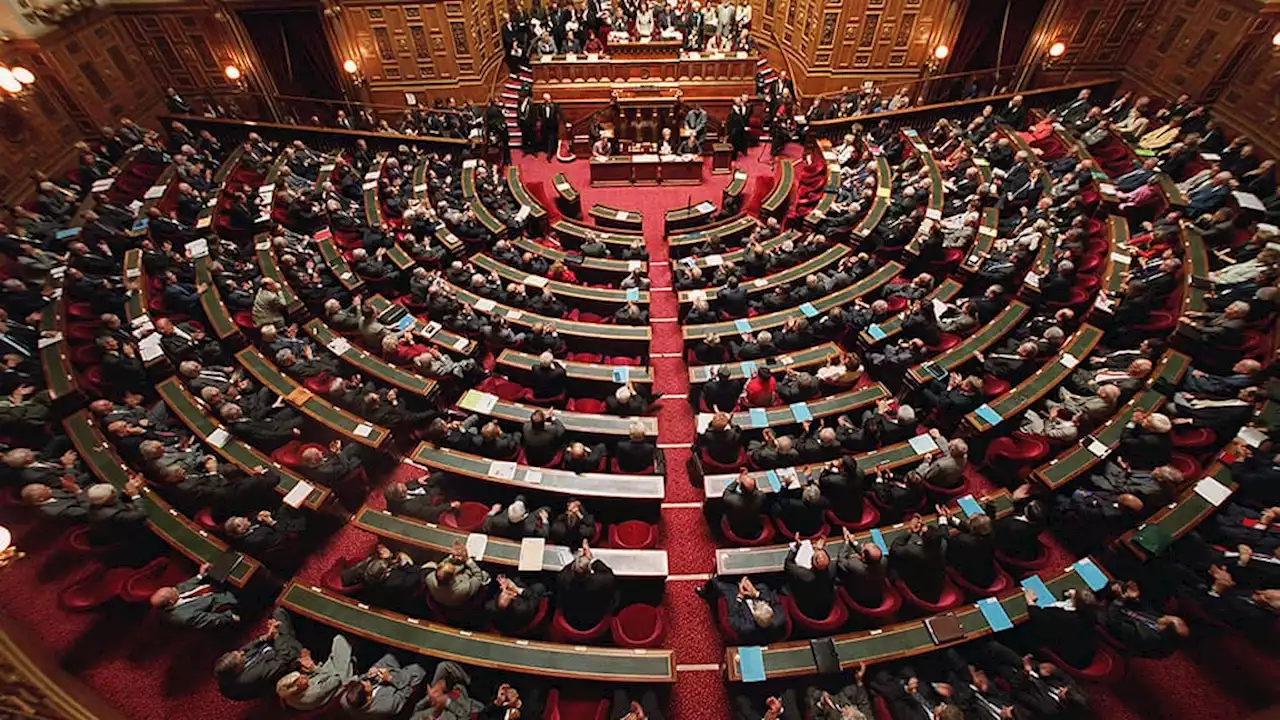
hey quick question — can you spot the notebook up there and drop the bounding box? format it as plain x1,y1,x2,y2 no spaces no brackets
976,598,1013,632
1132,524,1172,556
924,613,966,645
809,638,841,674
738,646,766,682
206,551,245,584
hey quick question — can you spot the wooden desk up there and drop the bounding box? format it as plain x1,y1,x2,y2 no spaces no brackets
684,230,800,273
1032,352,1189,490
723,169,748,200
902,131,946,256
687,343,842,385
64,411,260,587
366,295,476,357
906,302,1030,387
506,167,548,230
703,439,948,499
122,248,148,327
964,325,1104,433
551,173,582,218
496,349,652,386
353,507,668,577
667,214,759,257
724,560,1106,680
858,279,963,347
683,262,903,341
471,253,648,307
280,583,675,682
589,203,645,230
457,389,657,436
156,378,330,509
1180,226,1209,316
39,292,78,402
235,347,390,448
253,235,305,314
716,491,1014,574
552,218,644,253
853,154,894,239
316,232,364,292
304,320,438,400
443,282,650,347
664,200,719,233
1122,462,1233,560
510,236,644,278
703,384,888,434
760,160,794,219
409,444,665,500
1157,172,1188,208
194,257,244,345
678,245,850,306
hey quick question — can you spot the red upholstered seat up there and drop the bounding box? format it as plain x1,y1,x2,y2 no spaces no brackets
303,372,334,394
946,565,1016,598
441,501,491,532
121,558,191,603
610,604,666,647
837,584,902,625
609,457,655,474
607,520,658,549
996,544,1051,577
1048,287,1090,308
59,565,132,612
775,516,829,541
982,375,1010,398
271,441,326,470
567,397,607,413
194,507,220,533
782,594,848,635
1169,453,1201,481
825,503,880,531
566,352,603,363
57,526,97,556
68,301,96,318
1135,310,1176,333
477,376,530,401
893,577,964,613
607,356,641,366
926,333,961,353
542,689,610,720
699,446,747,474
233,310,255,330
719,515,777,546
923,473,970,501
320,556,364,595
70,344,99,366
518,447,565,469
1038,645,1126,683
884,296,908,313
549,607,611,643
1171,427,1215,449
529,391,566,408
509,596,550,637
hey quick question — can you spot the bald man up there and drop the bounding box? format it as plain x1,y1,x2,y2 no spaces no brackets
784,535,837,618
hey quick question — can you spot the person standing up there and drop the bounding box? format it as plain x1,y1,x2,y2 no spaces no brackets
539,93,560,162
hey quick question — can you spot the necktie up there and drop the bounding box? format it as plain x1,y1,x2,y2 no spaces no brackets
176,585,213,606
912,693,935,720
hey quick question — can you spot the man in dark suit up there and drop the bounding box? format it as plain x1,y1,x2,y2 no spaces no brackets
784,536,836,619
614,423,656,472
703,412,743,463
299,441,365,487
215,608,304,700
223,505,306,556
522,409,566,465
150,564,241,629
539,93,559,162
221,403,302,450
943,510,998,589
20,482,89,519
384,474,455,522
889,515,948,602
722,469,767,540
555,546,616,630
529,351,567,400
486,575,549,635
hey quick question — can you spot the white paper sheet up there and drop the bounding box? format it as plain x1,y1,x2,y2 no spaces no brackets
908,433,938,456
488,460,517,480
794,539,815,569
353,423,374,438
518,537,546,571
207,427,230,448
466,533,488,561
282,480,315,509
1194,477,1232,507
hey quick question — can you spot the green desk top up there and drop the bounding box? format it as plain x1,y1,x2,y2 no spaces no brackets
510,236,645,275
551,172,580,202
907,301,1029,385
123,249,147,325
665,200,718,224
964,325,1104,432
410,443,665,500
683,229,801,272
445,282,650,343
724,169,749,198
555,218,644,249
496,348,652,385
366,295,477,357
805,166,842,226
506,167,548,219
362,153,388,227
156,377,329,509
1158,172,1187,207
472,253,648,305
457,388,657,436
903,145,946,255
716,490,1014,575
194,257,242,342
280,583,675,682
668,214,758,249
304,320,438,399
1181,226,1208,314
761,160,795,215
353,507,668,576
1123,462,1234,560
852,154,894,239
64,411,259,587
1102,216,1131,296
702,438,931,499
683,262,903,340
724,560,1105,680
253,235,301,310
39,294,77,401
859,279,963,346
714,384,888,433
236,347,390,448
688,343,842,384
317,236,364,291
589,204,644,229
961,212,1002,274
678,245,850,305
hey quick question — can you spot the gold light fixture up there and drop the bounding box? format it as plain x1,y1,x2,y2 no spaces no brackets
933,45,949,60
0,65,35,101
224,64,246,91
343,58,365,87
1048,42,1067,59
1272,30,1280,48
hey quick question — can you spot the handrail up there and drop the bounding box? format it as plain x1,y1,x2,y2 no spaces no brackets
809,63,1025,102
161,113,473,159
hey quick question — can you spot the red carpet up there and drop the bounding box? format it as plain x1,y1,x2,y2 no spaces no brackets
3,145,1280,720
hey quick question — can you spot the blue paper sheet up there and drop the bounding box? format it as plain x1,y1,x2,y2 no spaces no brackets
739,360,757,378
956,495,984,517
625,287,640,301
977,597,1014,632
55,227,82,240
1020,575,1056,607
748,408,769,428
975,404,1003,425
763,470,781,492
867,324,886,340
790,403,813,423
738,646,766,682
396,316,415,332
869,528,888,555
612,366,630,384
799,302,818,318
1071,558,1109,591
131,218,149,232
734,319,752,334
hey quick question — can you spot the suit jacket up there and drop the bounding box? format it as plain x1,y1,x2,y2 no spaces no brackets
946,525,997,588
784,544,837,618
218,608,303,700
555,559,616,629
425,558,491,608
34,489,89,520
341,654,426,719
284,635,356,710
165,575,239,629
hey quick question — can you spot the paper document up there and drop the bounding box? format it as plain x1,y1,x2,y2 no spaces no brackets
282,481,315,509
353,423,374,438
207,428,230,448
908,433,939,456
326,337,351,355
188,239,209,259
465,533,488,561
794,540,815,569
488,460,517,480
518,538,546,571
144,185,166,200
474,298,497,313
1194,477,1232,507
1059,353,1078,368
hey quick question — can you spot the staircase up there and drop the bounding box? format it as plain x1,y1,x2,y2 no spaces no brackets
498,66,534,147
752,57,778,143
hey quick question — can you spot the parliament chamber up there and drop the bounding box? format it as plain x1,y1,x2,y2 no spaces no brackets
1,0,1280,719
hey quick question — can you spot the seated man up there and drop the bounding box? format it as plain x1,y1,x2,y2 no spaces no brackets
722,469,768,540
549,499,597,547
339,652,426,719
424,541,492,609
150,563,241,629
486,574,549,635
215,608,304,701
223,505,306,556
889,515,948,602
700,575,788,644
784,536,836,619
275,634,357,711
614,421,657,473
555,544,616,630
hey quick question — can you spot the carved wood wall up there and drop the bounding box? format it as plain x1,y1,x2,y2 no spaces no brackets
1033,0,1160,84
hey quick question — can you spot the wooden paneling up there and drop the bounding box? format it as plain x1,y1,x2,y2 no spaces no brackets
1035,0,1160,83
113,4,245,104
756,0,954,98
1125,0,1257,100
1209,10,1280,158
0,11,164,204
339,0,505,106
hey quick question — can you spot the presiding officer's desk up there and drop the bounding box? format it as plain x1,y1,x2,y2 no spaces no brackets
589,154,702,187
353,507,669,577
409,444,665,500
280,583,675,682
